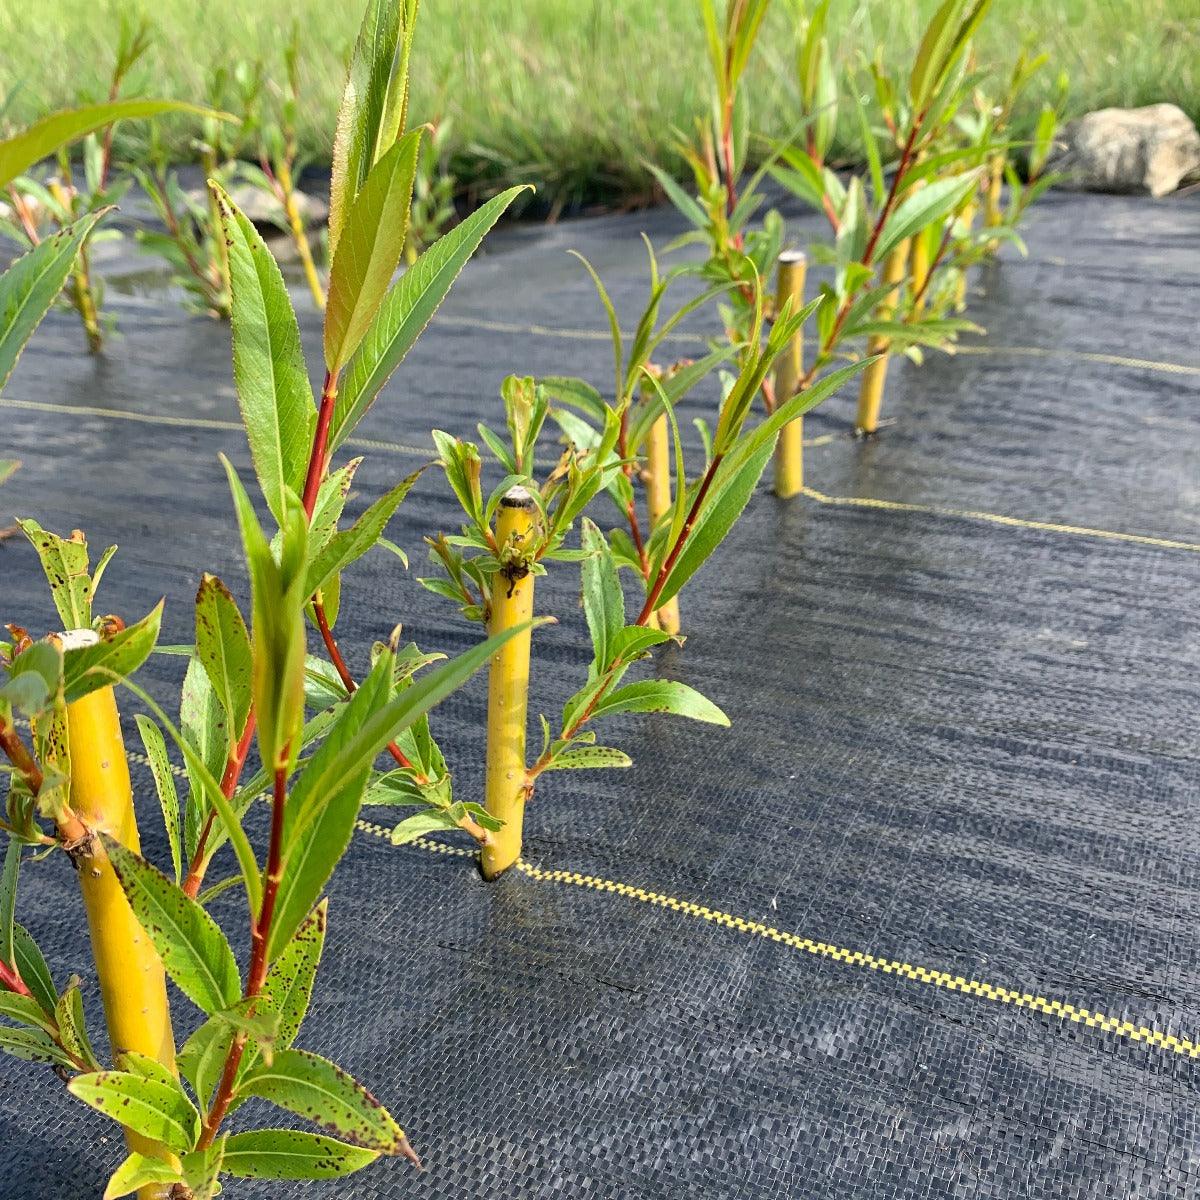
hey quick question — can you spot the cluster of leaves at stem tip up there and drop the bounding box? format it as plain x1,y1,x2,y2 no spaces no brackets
1,10,462,343
0,0,532,1192
654,0,1064,394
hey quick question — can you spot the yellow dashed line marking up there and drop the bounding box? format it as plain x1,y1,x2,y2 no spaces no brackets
29,733,1197,1062
800,486,1200,553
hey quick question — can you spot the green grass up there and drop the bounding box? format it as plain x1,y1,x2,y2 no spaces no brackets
2,0,1197,211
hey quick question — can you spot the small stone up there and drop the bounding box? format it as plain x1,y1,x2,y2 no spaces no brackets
1049,103,1200,198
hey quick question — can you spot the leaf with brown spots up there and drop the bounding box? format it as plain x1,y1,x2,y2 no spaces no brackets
68,1068,200,1153
221,1128,378,1180
239,1049,405,1153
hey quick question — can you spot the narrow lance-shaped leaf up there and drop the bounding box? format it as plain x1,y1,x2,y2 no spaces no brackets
0,840,19,974
68,1069,201,1154
325,129,422,372
0,212,105,393
194,573,253,749
328,0,404,252
580,519,623,671
103,1153,181,1200
213,183,316,527
304,468,423,600
0,100,223,189
240,1048,406,1152
331,186,531,452
590,680,729,726
134,715,183,885
17,520,92,629
222,1130,379,1180
873,171,981,266
102,834,241,1015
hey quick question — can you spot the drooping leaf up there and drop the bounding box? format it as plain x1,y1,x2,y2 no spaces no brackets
325,129,422,372
134,715,182,885
0,100,220,190
222,1129,379,1179
0,213,105,393
331,186,530,452
194,574,253,748
68,1069,200,1154
213,183,316,527
102,835,241,1015
240,1049,405,1152
589,680,729,726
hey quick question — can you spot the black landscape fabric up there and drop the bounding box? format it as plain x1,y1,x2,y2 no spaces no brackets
0,188,1198,1198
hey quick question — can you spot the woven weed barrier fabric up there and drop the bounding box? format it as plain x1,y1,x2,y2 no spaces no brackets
1,189,1198,1198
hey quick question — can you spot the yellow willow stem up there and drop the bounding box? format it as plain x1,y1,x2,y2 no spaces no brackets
48,181,102,353
771,250,807,499
481,488,537,880
985,154,1004,242
278,160,326,310
643,414,681,634
60,640,178,1196
855,238,911,436
955,199,977,312
909,183,931,315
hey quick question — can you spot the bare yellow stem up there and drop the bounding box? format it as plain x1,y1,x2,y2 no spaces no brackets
64,670,179,1195
909,183,930,315
855,238,911,436
480,488,537,880
955,199,977,312
278,160,326,310
985,154,1004,233
643,415,680,634
771,250,807,499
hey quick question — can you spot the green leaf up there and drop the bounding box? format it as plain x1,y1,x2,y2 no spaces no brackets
0,100,221,190
328,0,405,253
213,182,316,527
178,1013,235,1111
644,161,707,230
542,746,633,771
657,441,772,608
590,680,729,726
874,172,980,266
0,1025,75,1067
181,1141,225,1200
0,838,19,974
180,656,227,863
580,519,623,671
68,1069,200,1154
266,654,392,962
0,213,105,394
240,1048,405,1152
61,603,163,704
102,835,241,1015
259,901,326,1056
17,520,92,629
12,924,55,1018
331,186,530,452
304,468,422,600
1,641,61,718
0,990,57,1035
325,129,422,372
0,460,16,487
103,1152,180,1200
222,1129,379,1179
55,981,100,1070
134,715,183,885
194,574,253,752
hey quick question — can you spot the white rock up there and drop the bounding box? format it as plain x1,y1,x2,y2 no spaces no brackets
1049,104,1200,198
